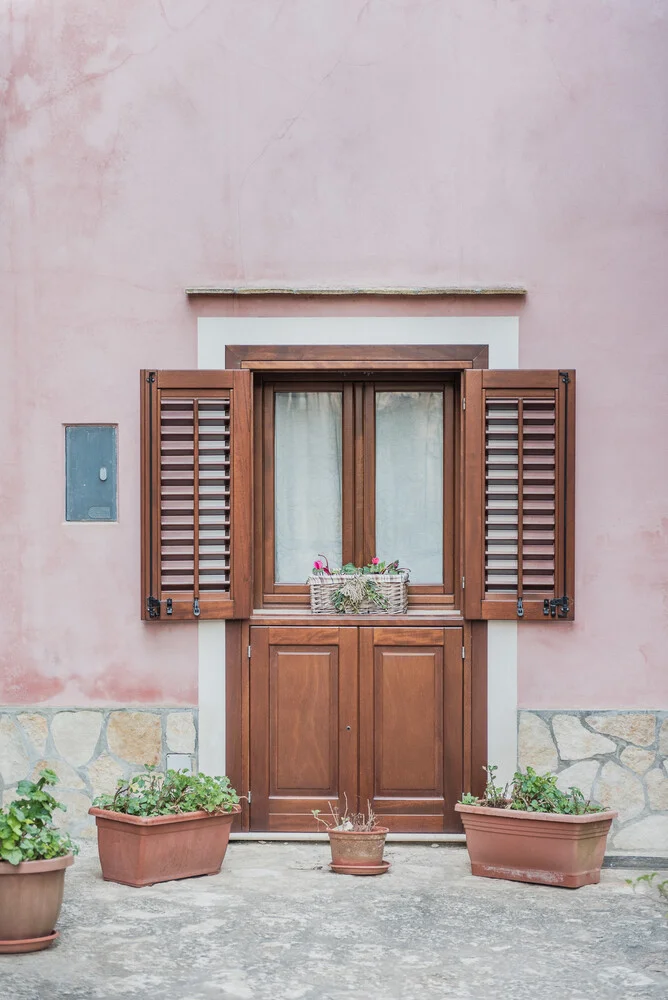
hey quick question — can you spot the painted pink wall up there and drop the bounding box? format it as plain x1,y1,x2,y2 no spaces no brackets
1,1,667,708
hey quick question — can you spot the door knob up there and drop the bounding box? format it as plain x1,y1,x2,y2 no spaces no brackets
345,726,351,731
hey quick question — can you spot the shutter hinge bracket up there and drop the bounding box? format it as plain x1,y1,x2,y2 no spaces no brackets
146,596,161,619
558,371,571,384
247,645,252,659
146,371,156,383
247,790,252,805
193,598,201,618
461,575,465,589
462,397,466,411
543,596,570,619
461,646,466,660
517,597,524,618
166,598,173,616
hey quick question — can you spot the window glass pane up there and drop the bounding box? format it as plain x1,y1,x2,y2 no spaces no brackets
275,392,342,583
375,391,443,584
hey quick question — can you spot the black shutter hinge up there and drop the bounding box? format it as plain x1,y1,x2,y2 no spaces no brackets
146,596,161,619
193,598,201,618
166,598,173,615
146,371,156,383
517,597,524,618
558,371,571,384
543,596,570,619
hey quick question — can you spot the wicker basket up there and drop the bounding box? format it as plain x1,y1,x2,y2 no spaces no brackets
308,572,409,615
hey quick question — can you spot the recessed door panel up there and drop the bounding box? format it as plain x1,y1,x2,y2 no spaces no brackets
270,648,337,794
375,649,443,796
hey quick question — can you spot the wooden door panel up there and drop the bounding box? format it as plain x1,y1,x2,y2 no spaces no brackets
374,648,443,797
360,627,464,833
249,627,357,832
270,648,337,794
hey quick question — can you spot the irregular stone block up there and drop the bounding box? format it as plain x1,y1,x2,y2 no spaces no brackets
166,712,196,754
659,718,668,756
518,713,558,774
555,760,599,800
613,815,668,852
595,761,645,822
18,713,48,755
88,752,127,798
620,747,655,774
645,768,668,812
32,758,85,789
52,711,102,766
0,714,30,784
552,715,616,760
107,711,161,766
586,713,656,747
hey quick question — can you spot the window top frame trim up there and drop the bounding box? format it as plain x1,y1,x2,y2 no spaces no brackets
226,344,489,371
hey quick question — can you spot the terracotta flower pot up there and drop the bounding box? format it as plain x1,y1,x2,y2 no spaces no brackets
328,827,389,875
89,805,241,887
0,854,74,953
455,803,617,888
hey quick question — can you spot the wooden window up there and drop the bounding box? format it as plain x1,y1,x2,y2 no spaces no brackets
139,357,575,624
140,370,252,620
254,375,458,608
463,370,575,620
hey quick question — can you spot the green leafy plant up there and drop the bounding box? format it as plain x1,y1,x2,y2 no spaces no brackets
625,872,668,917
312,555,405,577
92,766,239,817
459,764,603,815
0,769,78,866
312,794,377,832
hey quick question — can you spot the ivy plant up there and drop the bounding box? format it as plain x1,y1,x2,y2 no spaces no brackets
92,767,239,817
0,770,78,866
459,764,603,815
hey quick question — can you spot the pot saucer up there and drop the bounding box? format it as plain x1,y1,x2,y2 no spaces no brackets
329,860,390,876
0,930,59,954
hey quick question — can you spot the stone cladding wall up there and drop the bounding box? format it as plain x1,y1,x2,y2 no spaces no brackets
0,708,198,838
518,710,668,852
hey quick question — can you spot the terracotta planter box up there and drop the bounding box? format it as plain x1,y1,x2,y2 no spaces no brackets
89,805,241,887
455,803,617,888
0,854,74,953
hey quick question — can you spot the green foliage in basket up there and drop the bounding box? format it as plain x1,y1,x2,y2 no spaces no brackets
331,576,389,614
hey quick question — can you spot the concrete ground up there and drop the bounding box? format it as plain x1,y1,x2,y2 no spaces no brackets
3,843,668,1000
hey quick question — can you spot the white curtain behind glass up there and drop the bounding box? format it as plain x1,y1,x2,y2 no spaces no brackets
275,392,342,583
375,391,443,583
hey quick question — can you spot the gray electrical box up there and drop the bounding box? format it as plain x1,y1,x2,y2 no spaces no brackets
65,425,117,521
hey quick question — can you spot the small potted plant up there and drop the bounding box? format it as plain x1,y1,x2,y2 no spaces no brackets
313,796,390,875
0,769,78,953
89,766,241,887
456,765,617,888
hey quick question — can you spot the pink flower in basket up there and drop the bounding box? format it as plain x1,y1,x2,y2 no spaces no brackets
371,557,380,565
313,560,323,570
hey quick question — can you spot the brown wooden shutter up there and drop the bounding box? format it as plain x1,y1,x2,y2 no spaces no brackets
141,370,252,621
463,370,575,621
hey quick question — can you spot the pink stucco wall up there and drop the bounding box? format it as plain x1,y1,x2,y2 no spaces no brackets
1,1,667,708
